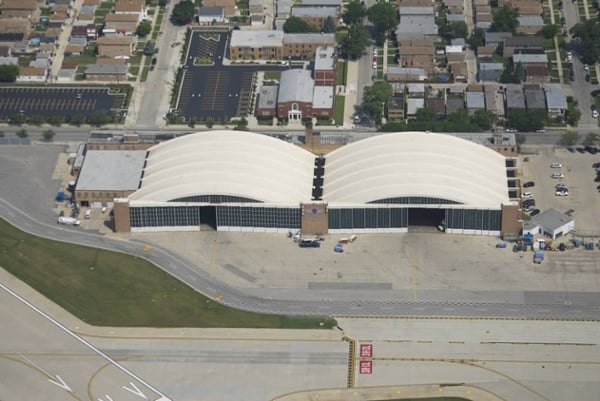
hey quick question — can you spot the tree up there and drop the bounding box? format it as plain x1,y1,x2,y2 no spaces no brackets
87,110,112,126
29,115,44,126
516,133,527,146
565,103,581,126
342,0,367,26
42,129,55,142
491,6,519,33
233,117,248,130
570,19,600,64
69,114,84,126
368,2,398,45
206,116,214,128
439,21,469,42
560,132,579,146
584,132,598,145
8,112,25,125
467,28,485,50
283,17,315,33
362,81,393,124
506,109,547,131
171,0,195,25
16,129,28,138
323,16,336,33
514,61,525,82
540,24,560,39
143,41,155,56
48,115,63,126
471,109,497,130
0,64,19,82
340,24,371,60
136,21,152,37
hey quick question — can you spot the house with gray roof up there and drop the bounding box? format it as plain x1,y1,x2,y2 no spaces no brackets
446,13,464,22
503,36,543,57
277,69,314,120
395,15,438,40
478,62,503,82
524,87,546,110
276,0,293,18
406,98,425,116
513,52,548,66
484,85,505,118
484,32,512,48
84,64,128,81
466,91,485,114
527,208,574,239
505,84,525,110
398,6,434,15
291,6,338,30
446,97,465,114
543,83,567,117
312,85,334,119
517,16,544,34
301,0,342,6
197,7,225,23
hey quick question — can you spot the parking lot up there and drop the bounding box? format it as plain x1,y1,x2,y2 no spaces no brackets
174,29,291,122
0,86,127,119
521,146,600,234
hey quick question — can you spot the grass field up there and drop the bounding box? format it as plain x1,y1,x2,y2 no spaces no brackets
334,95,345,125
0,218,335,329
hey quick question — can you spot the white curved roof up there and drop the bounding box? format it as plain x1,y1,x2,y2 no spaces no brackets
129,130,315,204
323,132,509,207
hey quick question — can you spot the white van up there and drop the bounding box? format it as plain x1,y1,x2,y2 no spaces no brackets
84,210,91,219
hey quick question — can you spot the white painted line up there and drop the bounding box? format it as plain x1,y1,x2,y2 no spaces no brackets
48,375,73,392
123,382,148,399
0,283,172,401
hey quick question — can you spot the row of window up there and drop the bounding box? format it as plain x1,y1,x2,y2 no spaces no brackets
446,209,502,231
170,194,260,204
369,196,462,205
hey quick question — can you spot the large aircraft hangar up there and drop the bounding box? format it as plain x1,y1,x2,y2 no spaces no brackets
112,130,520,236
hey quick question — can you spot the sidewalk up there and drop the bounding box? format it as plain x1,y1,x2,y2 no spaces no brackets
343,60,359,128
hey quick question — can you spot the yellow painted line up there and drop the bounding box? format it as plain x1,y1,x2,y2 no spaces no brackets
142,244,152,252
214,294,223,301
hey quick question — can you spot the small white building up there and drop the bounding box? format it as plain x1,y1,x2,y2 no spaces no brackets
526,208,575,239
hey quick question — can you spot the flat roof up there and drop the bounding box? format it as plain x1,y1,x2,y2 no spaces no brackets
312,85,334,109
291,5,337,17
314,46,335,70
278,69,314,103
543,83,567,109
230,29,284,47
533,208,573,231
283,33,335,44
76,150,146,191
257,85,278,109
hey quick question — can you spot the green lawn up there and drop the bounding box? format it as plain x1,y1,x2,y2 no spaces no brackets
334,95,345,125
336,61,347,85
0,218,335,328
264,71,281,80
63,55,97,66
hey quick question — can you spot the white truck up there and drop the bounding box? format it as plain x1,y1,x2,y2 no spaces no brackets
57,216,81,226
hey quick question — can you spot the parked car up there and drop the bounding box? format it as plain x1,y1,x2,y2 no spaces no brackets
556,183,568,189
555,190,569,196
522,191,533,199
551,162,563,168
552,173,565,179
593,110,599,118
530,209,541,216
59,210,65,217
334,243,344,253
299,239,320,248
523,181,535,188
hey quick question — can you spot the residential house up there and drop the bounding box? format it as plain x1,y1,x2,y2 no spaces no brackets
512,50,548,67
203,0,236,17
449,62,468,82
97,36,135,58
0,0,38,19
447,52,465,64
114,0,147,20
525,64,549,83
426,97,446,117
407,82,425,96
249,0,264,14
395,15,438,40
484,32,512,48
313,46,336,86
276,0,293,18
57,63,77,81
64,44,85,56
478,62,504,82
0,56,19,65
302,0,343,6
397,0,434,6
312,85,334,119
51,4,71,20
251,14,264,26
466,91,485,115
484,85,506,120
0,18,30,43
505,84,526,110
406,98,425,118
517,16,544,35
71,24,90,38
85,63,128,81
386,67,426,82
503,36,543,57
442,0,463,13
197,7,225,24
230,30,284,60
446,14,464,22
446,97,464,114
104,13,140,35
17,66,47,82
290,6,338,30
476,46,495,59
256,85,278,117
524,87,546,110
282,33,335,59
277,69,314,120
543,83,567,118
398,6,434,15
388,92,405,121
86,24,98,39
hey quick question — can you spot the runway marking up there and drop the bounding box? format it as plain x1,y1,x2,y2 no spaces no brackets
0,283,172,401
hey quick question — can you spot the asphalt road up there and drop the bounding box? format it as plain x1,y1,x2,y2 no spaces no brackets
1,143,599,320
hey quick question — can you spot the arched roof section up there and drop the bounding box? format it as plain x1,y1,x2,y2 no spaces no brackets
323,132,510,207
129,130,316,204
